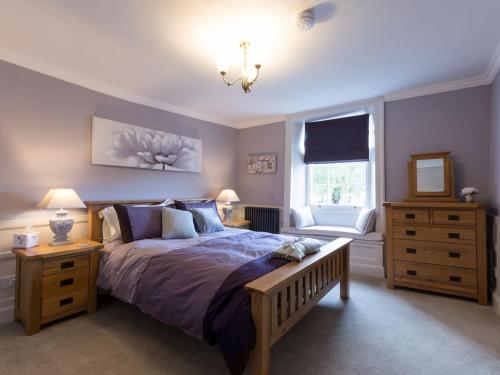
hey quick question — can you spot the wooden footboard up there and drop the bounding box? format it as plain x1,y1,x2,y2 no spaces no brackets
245,238,352,375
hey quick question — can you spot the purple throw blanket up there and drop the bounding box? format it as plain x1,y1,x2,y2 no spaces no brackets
133,232,290,374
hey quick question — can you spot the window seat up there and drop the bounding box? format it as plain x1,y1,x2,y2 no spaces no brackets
281,225,385,278
282,225,383,242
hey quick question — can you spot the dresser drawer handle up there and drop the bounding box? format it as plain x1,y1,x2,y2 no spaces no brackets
448,215,460,221
449,276,462,283
448,233,460,239
406,270,417,276
406,248,417,254
405,213,415,219
60,278,74,287
60,261,74,270
59,297,73,306
406,230,416,236
448,251,461,258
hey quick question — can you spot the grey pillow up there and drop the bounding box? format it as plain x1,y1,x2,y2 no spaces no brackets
354,208,376,234
189,207,224,234
161,207,198,239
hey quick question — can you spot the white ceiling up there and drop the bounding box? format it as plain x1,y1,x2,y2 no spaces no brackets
1,0,500,128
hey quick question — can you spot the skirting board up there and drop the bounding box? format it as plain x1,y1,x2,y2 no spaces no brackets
0,298,14,325
493,292,500,317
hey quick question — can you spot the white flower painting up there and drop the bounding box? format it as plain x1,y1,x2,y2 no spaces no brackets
92,117,202,172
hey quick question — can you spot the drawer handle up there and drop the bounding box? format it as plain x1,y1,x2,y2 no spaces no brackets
405,213,415,219
60,278,74,287
406,230,416,236
406,248,417,254
448,233,460,239
406,270,417,276
448,215,460,221
59,297,73,306
448,251,461,258
60,261,74,269
449,276,462,283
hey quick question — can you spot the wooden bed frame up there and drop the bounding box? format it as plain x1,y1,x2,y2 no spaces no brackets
86,199,352,375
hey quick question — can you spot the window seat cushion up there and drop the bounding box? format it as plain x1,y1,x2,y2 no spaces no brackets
283,225,383,242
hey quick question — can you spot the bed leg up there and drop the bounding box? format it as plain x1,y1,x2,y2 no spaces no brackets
250,292,271,375
340,245,350,300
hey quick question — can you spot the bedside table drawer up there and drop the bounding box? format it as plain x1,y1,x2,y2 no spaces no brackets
43,255,89,276
41,287,88,319
42,268,89,297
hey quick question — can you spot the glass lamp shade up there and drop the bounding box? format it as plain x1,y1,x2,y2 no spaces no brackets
215,56,230,74
217,189,240,203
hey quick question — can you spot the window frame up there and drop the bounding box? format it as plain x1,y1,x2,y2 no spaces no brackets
305,113,375,211
307,161,371,208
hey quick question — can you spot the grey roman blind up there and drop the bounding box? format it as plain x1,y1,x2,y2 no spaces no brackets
304,113,369,164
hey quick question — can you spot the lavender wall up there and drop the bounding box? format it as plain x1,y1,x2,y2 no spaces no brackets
0,60,238,220
385,86,491,202
490,72,500,211
489,71,500,315
237,122,286,206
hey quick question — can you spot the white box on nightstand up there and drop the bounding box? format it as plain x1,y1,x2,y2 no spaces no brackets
13,232,39,249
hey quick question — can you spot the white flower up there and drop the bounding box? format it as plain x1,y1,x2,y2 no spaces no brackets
107,129,199,171
461,187,478,196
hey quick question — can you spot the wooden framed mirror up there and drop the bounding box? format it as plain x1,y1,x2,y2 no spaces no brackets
407,151,457,201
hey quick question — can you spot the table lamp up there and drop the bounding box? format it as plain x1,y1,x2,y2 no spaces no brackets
38,188,86,246
217,189,240,222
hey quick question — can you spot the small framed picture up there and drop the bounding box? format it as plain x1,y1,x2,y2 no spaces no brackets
247,153,276,174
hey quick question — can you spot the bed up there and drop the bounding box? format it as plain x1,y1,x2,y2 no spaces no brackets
87,199,352,375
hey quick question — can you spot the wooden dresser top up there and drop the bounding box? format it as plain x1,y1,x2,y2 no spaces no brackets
383,201,488,209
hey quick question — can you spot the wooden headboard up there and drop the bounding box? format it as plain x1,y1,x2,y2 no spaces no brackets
86,199,164,242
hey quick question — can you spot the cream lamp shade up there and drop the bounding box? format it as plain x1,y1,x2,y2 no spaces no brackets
38,189,86,246
38,188,86,210
217,189,240,203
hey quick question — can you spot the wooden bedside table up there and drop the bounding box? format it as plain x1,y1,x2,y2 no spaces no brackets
223,219,251,229
12,239,103,335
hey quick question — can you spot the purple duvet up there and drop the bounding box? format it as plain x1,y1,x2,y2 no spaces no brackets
98,229,293,374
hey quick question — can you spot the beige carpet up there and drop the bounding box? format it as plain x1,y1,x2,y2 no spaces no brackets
1,275,500,375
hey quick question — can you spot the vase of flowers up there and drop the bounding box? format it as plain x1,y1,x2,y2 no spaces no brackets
461,187,478,203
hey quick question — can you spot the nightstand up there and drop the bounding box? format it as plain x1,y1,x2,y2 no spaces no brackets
12,239,103,335
223,219,251,229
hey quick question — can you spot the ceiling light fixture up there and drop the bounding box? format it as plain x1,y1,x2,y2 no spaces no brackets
215,41,261,93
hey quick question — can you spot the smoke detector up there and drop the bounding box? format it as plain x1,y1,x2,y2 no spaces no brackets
296,9,315,30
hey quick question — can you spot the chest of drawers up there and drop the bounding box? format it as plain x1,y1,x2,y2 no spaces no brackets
384,202,488,305
12,240,103,335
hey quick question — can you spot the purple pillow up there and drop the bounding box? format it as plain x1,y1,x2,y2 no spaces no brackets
114,204,163,243
175,199,221,231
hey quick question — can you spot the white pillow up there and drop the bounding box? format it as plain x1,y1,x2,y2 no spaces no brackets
291,206,315,228
98,206,122,242
355,208,376,234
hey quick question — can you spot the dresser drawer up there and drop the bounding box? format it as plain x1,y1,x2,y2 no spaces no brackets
43,255,89,276
393,209,429,224
432,210,476,226
394,240,477,269
41,287,88,319
42,268,89,297
393,225,476,244
394,261,477,294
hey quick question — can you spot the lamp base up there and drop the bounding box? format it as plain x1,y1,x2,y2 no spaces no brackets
222,203,234,222
49,214,74,247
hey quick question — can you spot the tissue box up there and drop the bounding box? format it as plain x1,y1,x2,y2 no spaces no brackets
13,232,39,249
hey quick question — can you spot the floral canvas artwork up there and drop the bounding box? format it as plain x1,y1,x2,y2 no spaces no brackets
92,117,202,172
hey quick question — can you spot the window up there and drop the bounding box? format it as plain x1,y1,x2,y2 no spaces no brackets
308,162,368,206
